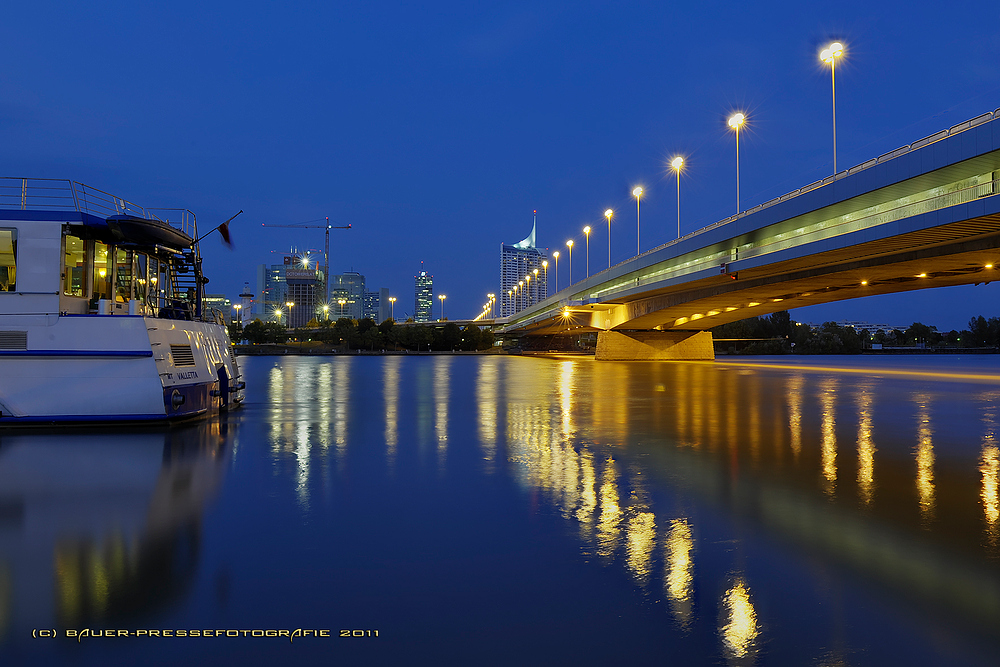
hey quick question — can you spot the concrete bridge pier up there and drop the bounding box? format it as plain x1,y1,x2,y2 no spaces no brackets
594,330,715,361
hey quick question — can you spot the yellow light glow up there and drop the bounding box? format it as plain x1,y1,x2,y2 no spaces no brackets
728,112,745,129
917,273,927,278
286,301,294,307
987,264,994,269
604,209,613,219
664,519,694,629
553,251,559,259
748,301,760,307
583,226,591,235
691,313,703,320
632,187,643,197
772,298,783,302
671,156,684,170
674,317,689,326
724,306,737,312
566,240,574,248
861,280,868,286
542,261,547,268
98,268,107,278
821,42,844,64
721,579,759,659
707,310,720,316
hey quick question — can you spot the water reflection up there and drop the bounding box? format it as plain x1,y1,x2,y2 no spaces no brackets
384,356,400,468
721,577,759,664
819,378,838,497
664,518,694,630
476,357,499,472
914,393,936,525
0,421,230,639
856,385,876,506
980,391,1000,550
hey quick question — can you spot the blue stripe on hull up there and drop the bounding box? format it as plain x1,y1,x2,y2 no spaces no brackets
0,350,153,357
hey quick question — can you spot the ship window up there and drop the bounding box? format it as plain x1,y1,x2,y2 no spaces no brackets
0,228,15,291
62,233,86,297
115,248,132,302
92,241,112,301
136,253,149,305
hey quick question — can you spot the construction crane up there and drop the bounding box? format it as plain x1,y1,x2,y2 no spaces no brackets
261,217,351,301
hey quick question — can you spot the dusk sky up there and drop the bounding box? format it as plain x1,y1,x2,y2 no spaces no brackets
4,1,1000,330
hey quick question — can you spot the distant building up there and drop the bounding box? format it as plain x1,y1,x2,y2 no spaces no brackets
330,272,365,320
255,262,287,318
500,214,548,317
363,287,391,322
414,268,433,322
203,294,233,322
256,254,323,326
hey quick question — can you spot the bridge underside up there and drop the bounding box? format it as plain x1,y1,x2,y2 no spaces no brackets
518,212,1000,339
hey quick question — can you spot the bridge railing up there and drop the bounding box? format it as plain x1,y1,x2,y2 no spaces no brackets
610,108,1000,273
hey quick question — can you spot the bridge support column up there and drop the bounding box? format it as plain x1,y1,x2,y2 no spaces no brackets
595,330,715,361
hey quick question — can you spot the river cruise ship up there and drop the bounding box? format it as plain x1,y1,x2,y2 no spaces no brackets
0,178,244,423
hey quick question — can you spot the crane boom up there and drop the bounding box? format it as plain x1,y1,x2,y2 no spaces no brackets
262,218,351,301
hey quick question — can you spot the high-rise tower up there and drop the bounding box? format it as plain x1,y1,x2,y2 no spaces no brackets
500,211,548,317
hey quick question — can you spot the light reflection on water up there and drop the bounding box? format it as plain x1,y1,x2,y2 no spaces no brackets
4,355,1000,665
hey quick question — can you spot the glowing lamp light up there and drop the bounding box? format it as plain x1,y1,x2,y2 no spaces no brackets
671,157,684,170
820,42,844,64
728,113,745,129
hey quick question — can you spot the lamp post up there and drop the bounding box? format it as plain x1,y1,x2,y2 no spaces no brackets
338,298,346,318
388,296,396,321
604,209,613,268
507,289,513,315
728,113,745,214
285,301,294,328
583,226,591,277
517,281,523,311
233,303,242,326
533,268,539,303
524,274,532,308
821,42,844,174
274,308,282,326
632,187,643,255
541,261,548,299
566,240,574,285
438,294,446,320
671,157,684,239
552,251,560,292
487,293,495,319
322,304,329,322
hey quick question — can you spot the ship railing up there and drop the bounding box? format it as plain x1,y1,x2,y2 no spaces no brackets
0,178,196,240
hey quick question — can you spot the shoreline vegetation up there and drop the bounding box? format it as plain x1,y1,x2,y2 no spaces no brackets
229,311,1000,356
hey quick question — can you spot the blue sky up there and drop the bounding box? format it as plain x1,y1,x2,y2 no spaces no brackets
4,1,1000,329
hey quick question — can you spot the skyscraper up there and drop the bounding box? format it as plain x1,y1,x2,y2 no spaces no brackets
500,213,548,317
330,272,365,320
414,267,433,322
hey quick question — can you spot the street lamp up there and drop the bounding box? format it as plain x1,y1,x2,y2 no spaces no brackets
337,298,346,318
233,303,242,326
507,289,513,315
821,41,844,174
517,281,523,311
604,209,613,268
728,112,746,214
274,308,282,325
552,251,560,292
583,226,591,277
438,294,446,320
632,187,643,255
487,293,495,318
388,296,396,321
566,239,574,285
322,303,329,322
285,301,294,328
533,268,539,303
671,156,684,239
541,261,548,299
524,274,532,308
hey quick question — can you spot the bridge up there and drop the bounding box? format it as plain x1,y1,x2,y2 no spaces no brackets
500,109,1000,360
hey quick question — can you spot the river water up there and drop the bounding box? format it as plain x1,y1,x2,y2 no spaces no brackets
2,354,1000,666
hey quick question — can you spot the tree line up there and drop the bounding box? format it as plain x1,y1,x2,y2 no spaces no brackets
711,312,1000,354
231,317,495,352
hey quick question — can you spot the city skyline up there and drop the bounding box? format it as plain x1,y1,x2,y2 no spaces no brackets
3,3,1000,330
